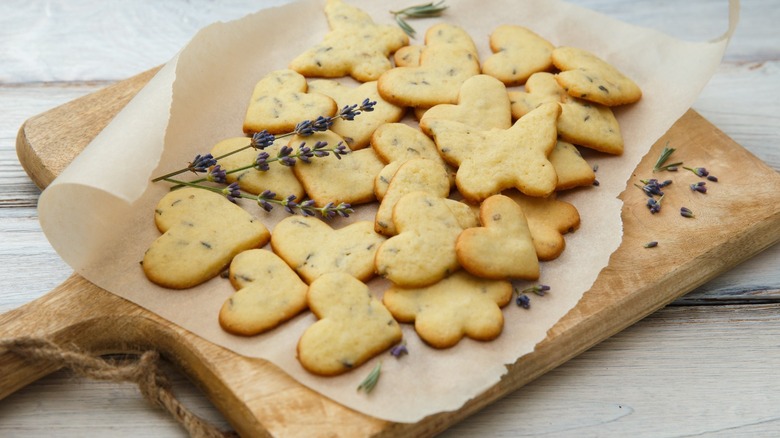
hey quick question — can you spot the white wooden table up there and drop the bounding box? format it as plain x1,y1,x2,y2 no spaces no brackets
1,1,778,436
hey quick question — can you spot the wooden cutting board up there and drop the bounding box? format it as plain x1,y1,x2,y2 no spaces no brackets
3,67,780,437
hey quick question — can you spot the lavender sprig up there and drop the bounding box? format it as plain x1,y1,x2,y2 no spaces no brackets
151,99,375,183
390,1,448,38
255,141,350,170
255,190,354,218
163,179,354,218
167,140,350,190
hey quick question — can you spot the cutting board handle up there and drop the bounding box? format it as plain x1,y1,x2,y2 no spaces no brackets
0,274,174,399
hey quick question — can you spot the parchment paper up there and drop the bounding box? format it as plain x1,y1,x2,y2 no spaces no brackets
37,0,738,423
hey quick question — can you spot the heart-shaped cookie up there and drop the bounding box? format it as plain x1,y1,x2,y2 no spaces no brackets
375,191,466,287
219,249,308,336
552,46,642,106
456,194,539,280
482,25,555,86
393,23,478,68
370,123,455,199
297,272,402,376
377,44,481,108
143,188,270,289
242,69,337,134
374,158,451,236
271,215,386,284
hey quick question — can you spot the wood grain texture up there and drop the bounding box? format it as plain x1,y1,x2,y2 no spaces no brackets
1,0,779,436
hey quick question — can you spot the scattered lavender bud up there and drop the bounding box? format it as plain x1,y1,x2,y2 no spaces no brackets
680,207,695,218
188,153,217,173
684,166,709,177
707,175,719,182
646,197,662,214
251,130,275,149
521,284,550,296
592,163,599,172
592,179,600,186
640,178,666,197
516,294,531,309
690,181,707,194
666,166,679,171
644,241,658,248
390,343,408,358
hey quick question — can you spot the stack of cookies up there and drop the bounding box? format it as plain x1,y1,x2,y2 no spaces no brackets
143,0,641,377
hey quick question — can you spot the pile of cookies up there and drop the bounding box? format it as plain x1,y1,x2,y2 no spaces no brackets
143,0,641,376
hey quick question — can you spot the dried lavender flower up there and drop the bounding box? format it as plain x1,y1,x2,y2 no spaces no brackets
188,153,217,173
690,181,707,194
646,196,663,214
390,343,408,358
707,175,719,182
255,151,271,171
644,241,658,248
680,207,695,218
206,165,227,184
522,284,550,296
516,294,531,309
251,130,275,149
222,182,241,203
684,166,709,177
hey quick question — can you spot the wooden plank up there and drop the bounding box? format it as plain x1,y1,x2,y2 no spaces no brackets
2,66,780,436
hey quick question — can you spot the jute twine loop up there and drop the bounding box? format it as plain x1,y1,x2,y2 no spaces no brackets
1,336,238,438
